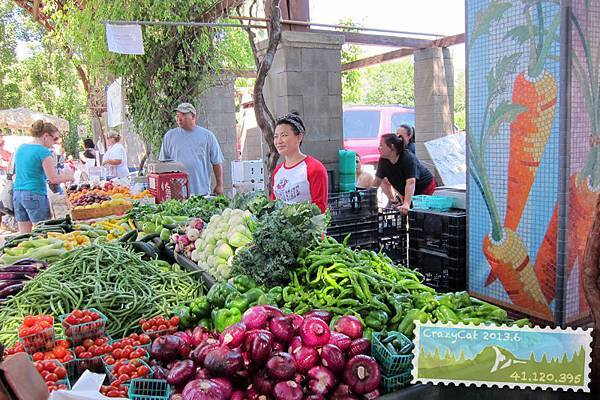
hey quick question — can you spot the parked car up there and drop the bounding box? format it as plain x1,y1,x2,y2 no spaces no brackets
343,105,415,165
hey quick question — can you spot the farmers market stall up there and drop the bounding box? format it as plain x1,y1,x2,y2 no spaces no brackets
0,192,576,400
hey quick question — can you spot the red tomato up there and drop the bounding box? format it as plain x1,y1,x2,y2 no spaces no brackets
55,340,70,349
34,363,44,373
44,353,55,361
32,352,44,361
46,373,58,382
117,374,130,382
137,365,150,376
23,316,37,327
92,347,104,357
104,356,115,365
157,324,167,331
82,339,94,349
90,312,100,321
139,334,151,344
106,391,121,398
130,333,139,340
73,310,84,319
43,362,57,372
55,367,67,379
94,338,105,347
53,347,67,359
169,316,180,326
112,349,123,359
81,315,93,323
141,322,151,331
88,345,98,354
74,345,85,356
79,351,93,359
63,353,74,362
139,318,146,325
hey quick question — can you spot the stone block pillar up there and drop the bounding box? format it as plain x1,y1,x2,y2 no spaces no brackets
414,47,455,183
257,31,345,187
196,75,237,195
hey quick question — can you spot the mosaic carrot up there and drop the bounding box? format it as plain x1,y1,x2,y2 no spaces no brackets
504,71,557,231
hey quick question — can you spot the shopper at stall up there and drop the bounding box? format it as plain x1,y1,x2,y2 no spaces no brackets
355,153,374,189
270,112,328,213
397,124,416,154
102,131,129,179
373,134,435,215
159,103,224,196
80,138,100,169
0,134,12,174
13,120,74,233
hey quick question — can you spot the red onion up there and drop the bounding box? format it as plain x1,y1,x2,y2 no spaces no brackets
320,344,345,373
342,355,381,394
364,389,381,399
348,338,370,357
182,379,229,400
203,346,244,375
151,334,190,362
272,341,286,352
210,377,233,398
300,317,331,347
244,329,273,351
333,316,363,339
273,381,303,400
307,366,337,395
190,342,219,366
293,346,320,373
329,333,352,353
219,322,247,348
174,331,193,347
330,383,359,400
270,316,295,344
303,309,333,324
252,369,274,395
242,306,269,330
305,396,326,400
167,360,196,386
261,305,284,319
266,352,297,380
285,313,304,332
231,391,245,400
288,336,302,354
248,331,272,366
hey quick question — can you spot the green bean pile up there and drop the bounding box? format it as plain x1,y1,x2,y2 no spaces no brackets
0,243,203,345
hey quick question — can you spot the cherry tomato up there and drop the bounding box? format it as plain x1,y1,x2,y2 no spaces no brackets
55,340,70,349
141,322,151,331
53,347,67,359
118,373,130,382
82,339,94,349
137,365,150,376
63,352,74,362
169,316,180,326
32,352,44,361
112,349,123,359
79,351,93,359
46,373,58,382
81,315,93,323
139,334,151,344
73,310,84,319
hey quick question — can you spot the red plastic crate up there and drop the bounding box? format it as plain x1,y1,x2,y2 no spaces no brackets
147,172,190,203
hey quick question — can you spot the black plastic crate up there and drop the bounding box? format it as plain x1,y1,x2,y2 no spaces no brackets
379,208,408,236
408,208,466,257
379,234,408,267
327,215,378,250
328,189,378,222
408,247,466,292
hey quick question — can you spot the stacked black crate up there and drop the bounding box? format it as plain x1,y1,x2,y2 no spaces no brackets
408,208,467,292
378,208,409,266
326,189,379,250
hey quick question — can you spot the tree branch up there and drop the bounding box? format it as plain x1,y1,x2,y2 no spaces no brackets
583,193,600,394
250,0,281,194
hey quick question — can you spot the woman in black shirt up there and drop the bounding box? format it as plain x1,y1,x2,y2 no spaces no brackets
397,124,416,154
373,134,435,215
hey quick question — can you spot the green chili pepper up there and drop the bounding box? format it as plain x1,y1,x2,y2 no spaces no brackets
398,308,429,337
212,308,242,332
433,305,460,324
414,292,439,312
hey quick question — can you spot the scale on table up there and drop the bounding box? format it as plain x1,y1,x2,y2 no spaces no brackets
146,160,187,174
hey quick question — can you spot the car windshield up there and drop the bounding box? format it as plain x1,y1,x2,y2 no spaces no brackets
343,110,381,139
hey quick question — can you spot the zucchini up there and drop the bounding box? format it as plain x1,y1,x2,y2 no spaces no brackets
118,230,138,243
128,241,158,259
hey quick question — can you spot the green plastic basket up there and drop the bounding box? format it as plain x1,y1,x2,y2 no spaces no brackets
59,308,108,345
412,195,454,210
128,379,171,400
381,370,413,394
372,332,414,376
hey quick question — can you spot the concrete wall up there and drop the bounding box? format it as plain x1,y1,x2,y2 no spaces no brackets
251,31,345,188
196,76,237,195
414,47,455,184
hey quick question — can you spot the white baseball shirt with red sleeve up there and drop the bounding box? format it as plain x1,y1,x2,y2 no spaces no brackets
270,155,328,213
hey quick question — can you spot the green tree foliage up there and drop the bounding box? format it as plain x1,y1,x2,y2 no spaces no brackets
0,1,21,108
50,0,254,154
338,18,363,104
361,60,415,106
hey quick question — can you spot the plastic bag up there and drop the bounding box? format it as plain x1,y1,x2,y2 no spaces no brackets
49,370,126,400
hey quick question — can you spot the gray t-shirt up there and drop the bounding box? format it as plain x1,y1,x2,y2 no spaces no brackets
159,126,224,195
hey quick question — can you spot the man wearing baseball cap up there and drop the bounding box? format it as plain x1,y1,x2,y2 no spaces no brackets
159,102,224,195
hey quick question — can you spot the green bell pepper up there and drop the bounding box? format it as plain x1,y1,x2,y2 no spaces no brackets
432,305,460,324
244,288,265,305
212,308,242,332
231,275,257,292
388,293,414,325
398,308,429,337
207,282,238,308
255,293,275,306
190,298,212,318
365,310,389,331
267,286,284,306
225,293,250,313
198,318,213,330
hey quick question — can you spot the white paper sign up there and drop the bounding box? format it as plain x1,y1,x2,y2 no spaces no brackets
424,132,467,186
107,78,123,127
105,23,145,55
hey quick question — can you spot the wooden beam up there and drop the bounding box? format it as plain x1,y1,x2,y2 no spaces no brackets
200,0,247,22
32,0,40,20
311,29,432,48
342,48,415,72
341,32,465,71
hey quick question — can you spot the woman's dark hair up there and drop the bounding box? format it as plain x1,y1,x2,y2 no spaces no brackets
83,138,95,150
275,111,306,136
381,133,405,155
399,124,416,143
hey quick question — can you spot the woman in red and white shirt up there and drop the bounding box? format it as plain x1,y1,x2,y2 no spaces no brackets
270,113,328,213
